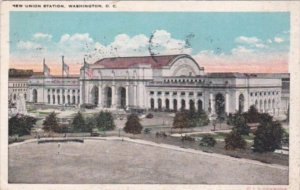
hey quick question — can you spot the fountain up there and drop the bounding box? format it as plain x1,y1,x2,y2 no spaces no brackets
9,94,28,116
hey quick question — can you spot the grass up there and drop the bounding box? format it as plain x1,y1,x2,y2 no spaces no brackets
191,132,255,142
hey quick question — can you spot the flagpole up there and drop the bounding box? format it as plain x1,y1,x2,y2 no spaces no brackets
83,58,86,109
62,56,64,110
43,58,45,105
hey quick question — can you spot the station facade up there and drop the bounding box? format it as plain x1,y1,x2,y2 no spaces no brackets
27,54,287,117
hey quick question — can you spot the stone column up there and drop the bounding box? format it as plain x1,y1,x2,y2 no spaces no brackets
112,84,116,109
210,93,215,114
98,83,102,108
133,84,137,107
154,93,157,109
170,97,173,111
161,95,165,109
186,94,190,110
126,85,129,107
177,93,180,110
60,90,63,105
225,92,229,114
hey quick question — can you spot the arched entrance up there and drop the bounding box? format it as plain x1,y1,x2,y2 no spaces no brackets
215,93,225,117
238,94,245,112
158,98,162,110
72,95,76,104
197,100,203,111
165,99,170,110
62,95,65,104
189,100,195,110
181,99,186,110
67,95,70,104
57,95,60,105
32,89,37,103
173,99,177,111
91,86,99,106
150,98,154,109
52,95,55,104
118,87,126,108
48,95,50,104
104,87,112,108
268,99,271,110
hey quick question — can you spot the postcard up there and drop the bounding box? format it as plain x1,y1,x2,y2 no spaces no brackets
1,1,300,190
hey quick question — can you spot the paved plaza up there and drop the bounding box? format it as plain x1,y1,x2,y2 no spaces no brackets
9,139,288,184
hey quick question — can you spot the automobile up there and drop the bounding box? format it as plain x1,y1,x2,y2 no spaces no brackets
146,113,154,118
144,128,152,134
90,128,100,136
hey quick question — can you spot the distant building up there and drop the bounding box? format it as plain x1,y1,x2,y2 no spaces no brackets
27,74,80,106
8,69,35,103
25,54,289,117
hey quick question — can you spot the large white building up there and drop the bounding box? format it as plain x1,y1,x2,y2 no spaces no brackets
26,54,288,117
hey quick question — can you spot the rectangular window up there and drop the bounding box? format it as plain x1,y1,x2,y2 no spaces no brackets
181,92,185,96
157,91,162,95
173,92,177,95
189,92,194,96
165,92,169,95
150,91,154,95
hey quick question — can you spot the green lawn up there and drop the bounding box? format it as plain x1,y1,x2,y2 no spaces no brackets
191,132,254,142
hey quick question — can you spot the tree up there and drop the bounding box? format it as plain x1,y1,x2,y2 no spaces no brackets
85,116,96,131
253,121,284,153
173,111,190,129
187,108,197,128
43,112,59,133
199,134,216,147
187,109,210,128
9,114,37,136
123,114,143,134
244,105,260,123
231,112,250,135
71,112,87,132
197,109,210,127
94,111,115,131
224,129,247,150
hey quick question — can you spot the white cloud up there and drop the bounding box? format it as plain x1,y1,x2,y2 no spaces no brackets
231,46,254,55
89,30,191,61
17,41,44,50
235,36,267,49
33,33,52,41
274,37,284,43
235,36,260,44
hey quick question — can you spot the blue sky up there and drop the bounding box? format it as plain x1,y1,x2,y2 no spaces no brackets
10,11,290,73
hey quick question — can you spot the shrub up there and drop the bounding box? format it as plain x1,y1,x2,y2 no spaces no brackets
224,130,247,150
197,109,210,127
231,113,250,135
124,114,143,134
43,112,59,133
71,112,87,132
199,135,216,147
244,105,260,123
80,103,96,109
253,121,284,153
181,135,195,141
94,111,115,131
9,114,37,136
173,111,190,129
